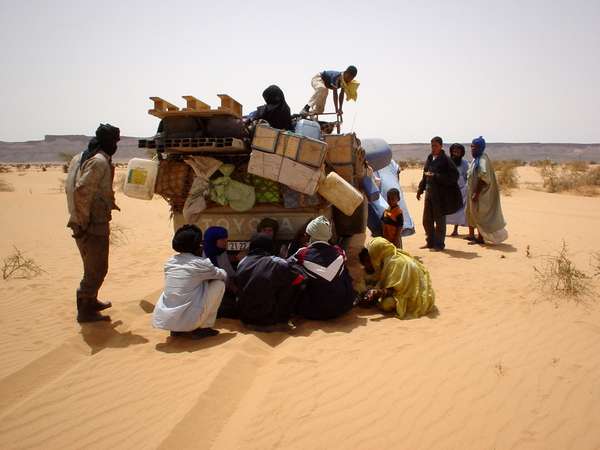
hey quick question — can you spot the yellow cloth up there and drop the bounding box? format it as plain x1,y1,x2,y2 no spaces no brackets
367,237,435,318
340,78,360,101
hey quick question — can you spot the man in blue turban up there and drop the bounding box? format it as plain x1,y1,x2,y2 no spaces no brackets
465,136,508,245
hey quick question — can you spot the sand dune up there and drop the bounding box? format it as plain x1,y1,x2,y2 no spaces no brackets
0,167,599,450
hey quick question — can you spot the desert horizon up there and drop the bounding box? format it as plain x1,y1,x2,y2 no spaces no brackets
2,134,600,164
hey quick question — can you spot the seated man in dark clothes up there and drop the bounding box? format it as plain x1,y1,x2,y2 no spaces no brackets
203,226,239,318
246,85,293,131
288,216,355,320
235,233,305,329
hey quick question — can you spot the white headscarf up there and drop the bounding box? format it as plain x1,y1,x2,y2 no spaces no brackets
306,216,332,242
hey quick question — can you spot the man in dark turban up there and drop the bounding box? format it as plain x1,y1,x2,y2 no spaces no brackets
66,123,121,322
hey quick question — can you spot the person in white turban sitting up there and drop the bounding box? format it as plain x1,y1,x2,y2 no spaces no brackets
288,216,355,320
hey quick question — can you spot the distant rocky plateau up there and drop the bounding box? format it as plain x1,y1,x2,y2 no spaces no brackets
1,135,599,163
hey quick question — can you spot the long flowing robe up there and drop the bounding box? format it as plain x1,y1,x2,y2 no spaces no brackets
236,253,301,326
465,154,508,244
367,238,435,319
445,159,469,226
152,253,227,331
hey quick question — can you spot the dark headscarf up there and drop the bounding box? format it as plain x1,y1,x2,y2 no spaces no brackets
80,123,120,168
203,226,228,265
471,136,486,170
449,143,466,165
248,233,275,256
255,85,293,131
172,224,203,255
257,217,279,237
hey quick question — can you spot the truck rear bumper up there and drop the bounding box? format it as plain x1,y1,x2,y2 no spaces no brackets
173,206,332,241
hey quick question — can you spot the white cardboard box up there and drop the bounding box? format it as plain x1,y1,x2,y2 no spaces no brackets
278,158,323,196
247,150,283,182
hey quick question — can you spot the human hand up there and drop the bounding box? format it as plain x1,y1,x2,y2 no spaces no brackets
416,192,422,201
71,224,86,239
366,289,381,302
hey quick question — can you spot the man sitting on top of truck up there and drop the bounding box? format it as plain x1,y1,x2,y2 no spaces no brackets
300,65,358,116
246,85,293,131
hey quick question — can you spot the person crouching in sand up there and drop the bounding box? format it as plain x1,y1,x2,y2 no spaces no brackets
359,237,435,319
153,225,226,339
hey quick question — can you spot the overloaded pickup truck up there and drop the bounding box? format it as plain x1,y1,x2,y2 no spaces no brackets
131,94,414,251
136,94,370,251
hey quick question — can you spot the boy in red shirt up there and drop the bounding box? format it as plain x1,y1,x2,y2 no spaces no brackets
381,189,404,248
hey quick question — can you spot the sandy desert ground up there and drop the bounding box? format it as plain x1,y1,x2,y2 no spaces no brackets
0,166,599,450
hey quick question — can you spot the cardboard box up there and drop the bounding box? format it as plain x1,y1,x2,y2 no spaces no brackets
279,158,323,196
297,136,327,168
247,150,283,182
325,133,359,164
331,164,356,185
275,131,302,160
252,123,279,153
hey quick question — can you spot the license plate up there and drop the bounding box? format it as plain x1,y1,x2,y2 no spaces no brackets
228,241,249,251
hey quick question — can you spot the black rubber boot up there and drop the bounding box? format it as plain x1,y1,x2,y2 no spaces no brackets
77,297,110,323
92,299,112,312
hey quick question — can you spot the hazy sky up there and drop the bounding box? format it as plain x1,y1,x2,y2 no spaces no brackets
1,0,599,143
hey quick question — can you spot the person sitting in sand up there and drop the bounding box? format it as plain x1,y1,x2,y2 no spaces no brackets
203,226,239,318
235,233,305,329
465,136,508,245
257,217,286,256
359,237,435,319
152,225,226,339
288,216,355,320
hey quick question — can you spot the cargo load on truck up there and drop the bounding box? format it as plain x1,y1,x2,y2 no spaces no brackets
127,94,372,248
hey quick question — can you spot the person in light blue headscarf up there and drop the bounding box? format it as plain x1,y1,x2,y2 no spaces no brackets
465,136,508,245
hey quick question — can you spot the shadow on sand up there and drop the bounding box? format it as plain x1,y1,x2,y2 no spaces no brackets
443,248,481,260
368,304,440,322
216,308,370,348
154,332,237,353
484,243,518,253
80,320,149,355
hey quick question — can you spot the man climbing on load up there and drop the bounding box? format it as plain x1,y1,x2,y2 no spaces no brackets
300,65,359,117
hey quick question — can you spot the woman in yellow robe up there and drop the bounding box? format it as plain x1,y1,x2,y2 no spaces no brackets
362,237,435,319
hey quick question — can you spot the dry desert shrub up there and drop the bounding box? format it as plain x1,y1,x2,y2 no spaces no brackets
529,159,556,168
2,247,45,280
398,158,423,170
534,241,593,301
565,160,589,172
592,252,600,278
0,178,15,192
0,165,11,173
110,223,129,246
540,163,600,195
494,160,520,194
